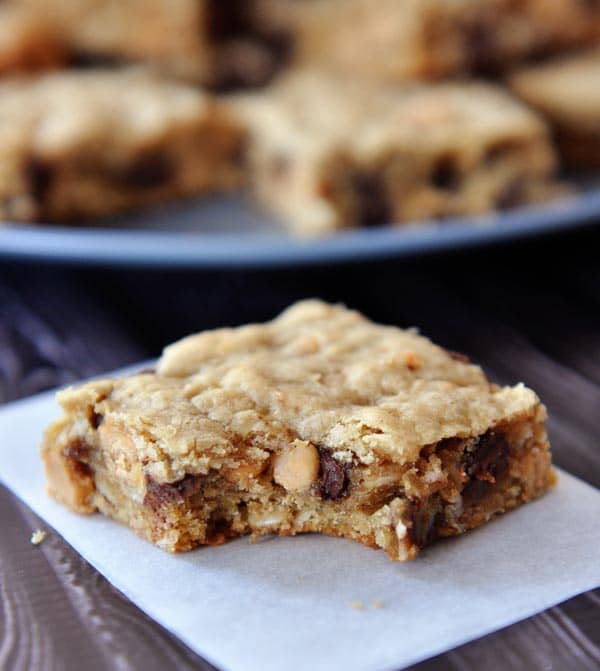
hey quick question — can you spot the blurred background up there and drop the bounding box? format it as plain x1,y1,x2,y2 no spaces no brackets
0,0,599,247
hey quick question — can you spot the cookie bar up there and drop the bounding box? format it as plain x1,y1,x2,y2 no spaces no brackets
510,50,600,169
0,69,245,224
232,72,559,236
294,0,600,82
42,300,554,562
14,0,288,87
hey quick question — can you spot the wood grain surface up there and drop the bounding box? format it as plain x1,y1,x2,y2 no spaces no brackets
1,226,599,670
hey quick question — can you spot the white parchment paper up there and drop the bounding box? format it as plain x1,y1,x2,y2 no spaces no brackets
1,388,599,671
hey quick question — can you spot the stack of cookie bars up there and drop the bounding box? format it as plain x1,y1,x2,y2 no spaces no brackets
1,0,599,234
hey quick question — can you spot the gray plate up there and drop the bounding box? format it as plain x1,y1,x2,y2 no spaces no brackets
0,191,598,268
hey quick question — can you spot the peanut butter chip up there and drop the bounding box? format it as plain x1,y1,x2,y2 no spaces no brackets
273,440,319,492
404,352,421,370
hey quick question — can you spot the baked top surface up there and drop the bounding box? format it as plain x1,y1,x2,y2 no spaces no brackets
57,301,539,481
16,0,206,51
235,72,548,159
510,50,600,128
0,67,219,157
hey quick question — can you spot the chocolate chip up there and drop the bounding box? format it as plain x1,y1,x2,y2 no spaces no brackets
448,350,470,364
484,139,523,164
176,474,205,498
206,0,251,41
411,500,443,547
117,153,174,189
579,0,600,9
144,474,204,511
464,21,497,71
26,160,53,203
495,180,525,210
144,479,181,508
430,155,461,191
464,431,509,484
206,515,232,544
202,0,294,89
463,477,490,503
318,448,350,500
230,136,248,169
65,439,92,477
270,153,291,179
70,51,125,69
88,408,104,429
263,32,293,69
352,171,392,227
213,40,278,90
65,439,90,462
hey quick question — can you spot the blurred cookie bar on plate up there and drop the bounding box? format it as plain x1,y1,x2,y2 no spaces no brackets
292,0,600,82
0,69,245,224
232,71,560,236
13,0,289,87
510,49,600,169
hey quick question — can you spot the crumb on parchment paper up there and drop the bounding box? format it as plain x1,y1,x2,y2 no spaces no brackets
350,599,385,611
30,529,47,545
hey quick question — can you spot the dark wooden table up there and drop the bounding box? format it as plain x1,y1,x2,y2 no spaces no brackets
1,226,599,671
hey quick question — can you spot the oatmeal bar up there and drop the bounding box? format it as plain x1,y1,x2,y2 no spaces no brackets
294,0,600,83
14,0,288,87
0,68,244,224
232,72,559,236
42,300,554,562
509,50,600,169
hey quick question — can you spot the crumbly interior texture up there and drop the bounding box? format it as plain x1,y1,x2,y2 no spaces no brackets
0,68,245,223
42,300,554,561
232,72,559,236
293,0,600,82
509,49,600,169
